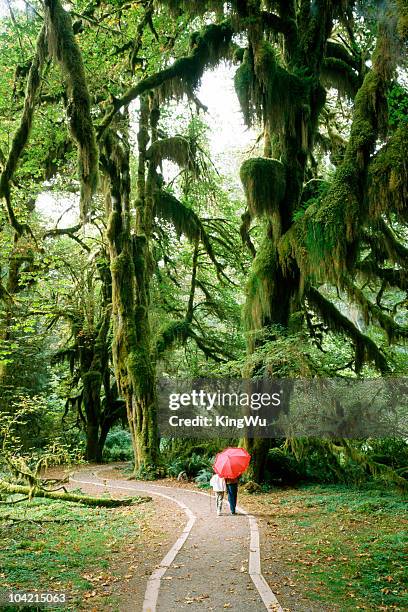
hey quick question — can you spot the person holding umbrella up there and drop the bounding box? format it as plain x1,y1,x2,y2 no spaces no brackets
213,447,251,515
225,476,239,515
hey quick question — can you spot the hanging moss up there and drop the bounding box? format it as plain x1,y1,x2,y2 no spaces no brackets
154,189,223,276
368,124,408,220
396,0,408,39
306,286,389,373
234,50,256,125
159,21,233,102
0,26,47,235
147,136,197,172
101,21,233,134
234,39,312,134
244,233,278,334
321,57,362,99
156,320,191,355
283,21,398,284
44,0,98,221
240,210,256,257
240,157,286,218
154,0,224,18
345,281,408,345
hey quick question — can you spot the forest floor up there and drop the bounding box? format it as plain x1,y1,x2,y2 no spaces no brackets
0,465,406,611
0,467,185,611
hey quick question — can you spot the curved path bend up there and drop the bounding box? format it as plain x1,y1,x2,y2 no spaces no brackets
71,468,283,612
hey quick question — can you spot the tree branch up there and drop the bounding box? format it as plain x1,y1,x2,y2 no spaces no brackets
98,21,233,136
306,286,389,373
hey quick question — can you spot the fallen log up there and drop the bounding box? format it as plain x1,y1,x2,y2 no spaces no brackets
0,481,151,507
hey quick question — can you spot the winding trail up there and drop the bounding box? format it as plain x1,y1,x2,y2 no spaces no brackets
70,468,283,612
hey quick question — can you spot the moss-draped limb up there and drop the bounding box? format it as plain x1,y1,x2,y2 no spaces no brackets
344,280,408,344
44,0,98,221
153,0,224,18
240,157,286,219
234,41,311,132
282,20,399,283
153,189,225,279
396,0,408,38
306,286,389,373
99,21,233,135
0,481,150,507
356,260,408,292
147,136,197,171
374,219,408,266
296,0,337,72
368,123,408,220
156,320,191,356
260,9,297,41
0,26,47,235
321,56,362,98
325,41,361,72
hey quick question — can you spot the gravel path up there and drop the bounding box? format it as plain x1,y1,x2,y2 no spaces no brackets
70,468,283,612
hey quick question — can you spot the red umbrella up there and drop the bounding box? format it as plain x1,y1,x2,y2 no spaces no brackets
213,447,251,479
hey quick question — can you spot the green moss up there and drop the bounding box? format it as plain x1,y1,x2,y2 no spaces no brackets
283,23,397,284
44,0,98,220
368,124,408,219
240,157,286,218
234,51,256,125
158,21,233,102
154,189,222,275
234,38,318,142
321,57,361,99
156,320,190,355
147,135,197,171
154,0,224,18
245,234,278,333
0,27,47,235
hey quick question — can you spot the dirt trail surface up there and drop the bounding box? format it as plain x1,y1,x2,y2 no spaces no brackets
69,467,283,612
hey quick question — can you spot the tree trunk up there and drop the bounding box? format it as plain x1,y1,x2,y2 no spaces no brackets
103,102,159,474
240,2,336,482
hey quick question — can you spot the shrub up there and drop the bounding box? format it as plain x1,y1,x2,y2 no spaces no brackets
266,447,304,484
103,428,133,462
167,452,212,480
195,468,213,488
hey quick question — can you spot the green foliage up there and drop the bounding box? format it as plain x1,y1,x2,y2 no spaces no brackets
388,83,408,128
195,467,213,488
166,452,212,479
103,428,133,462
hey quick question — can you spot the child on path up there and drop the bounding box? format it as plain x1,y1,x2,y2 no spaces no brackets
210,473,226,516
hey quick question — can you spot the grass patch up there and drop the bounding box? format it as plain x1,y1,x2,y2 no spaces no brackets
242,483,408,611
0,497,149,610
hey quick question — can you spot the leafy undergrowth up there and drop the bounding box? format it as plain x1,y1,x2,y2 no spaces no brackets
242,484,408,611
0,495,150,610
